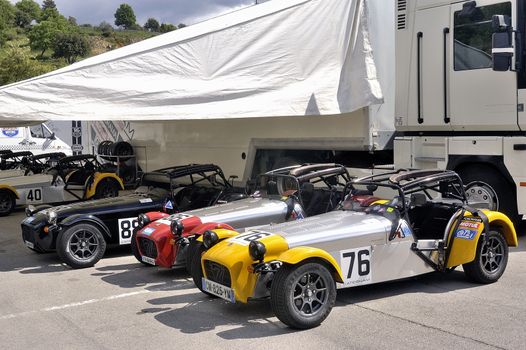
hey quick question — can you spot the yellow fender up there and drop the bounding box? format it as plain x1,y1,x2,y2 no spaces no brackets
0,184,19,199
195,228,239,243
447,210,518,268
277,246,344,283
85,173,124,199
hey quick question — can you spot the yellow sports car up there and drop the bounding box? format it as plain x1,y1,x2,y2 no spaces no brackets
191,169,517,329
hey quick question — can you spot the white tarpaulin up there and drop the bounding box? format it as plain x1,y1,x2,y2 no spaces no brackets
0,0,382,125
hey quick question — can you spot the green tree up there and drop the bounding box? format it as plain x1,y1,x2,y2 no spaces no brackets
68,16,77,26
97,21,113,37
28,16,68,57
0,0,15,46
53,32,89,63
15,0,41,28
159,23,176,33
178,23,187,29
114,4,136,29
42,0,57,11
0,46,49,85
144,18,160,32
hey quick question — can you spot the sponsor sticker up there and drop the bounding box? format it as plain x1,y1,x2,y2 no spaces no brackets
397,219,412,238
142,227,156,236
1,128,19,137
139,198,153,203
455,229,477,240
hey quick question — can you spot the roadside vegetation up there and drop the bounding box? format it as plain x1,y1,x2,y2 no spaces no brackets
0,1,186,86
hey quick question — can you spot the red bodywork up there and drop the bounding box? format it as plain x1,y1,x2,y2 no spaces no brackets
135,212,233,268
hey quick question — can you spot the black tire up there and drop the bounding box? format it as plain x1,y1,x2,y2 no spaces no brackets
110,141,134,161
190,242,214,297
463,230,509,284
185,239,199,274
130,229,150,266
94,178,119,199
56,223,107,269
0,189,15,216
270,262,336,329
457,164,519,224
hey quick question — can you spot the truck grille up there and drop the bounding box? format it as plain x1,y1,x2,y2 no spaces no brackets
139,238,157,259
204,260,231,287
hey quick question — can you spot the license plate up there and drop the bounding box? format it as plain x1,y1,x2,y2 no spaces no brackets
25,241,34,249
141,256,156,265
202,278,235,303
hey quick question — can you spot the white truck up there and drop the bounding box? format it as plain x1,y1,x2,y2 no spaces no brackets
394,0,526,223
0,124,72,156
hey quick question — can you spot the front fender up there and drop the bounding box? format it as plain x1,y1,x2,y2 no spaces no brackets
277,247,344,283
0,184,19,199
196,228,239,242
447,210,518,268
59,214,111,241
85,173,125,198
190,222,235,237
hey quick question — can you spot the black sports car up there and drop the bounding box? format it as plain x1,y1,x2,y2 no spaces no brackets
21,164,246,269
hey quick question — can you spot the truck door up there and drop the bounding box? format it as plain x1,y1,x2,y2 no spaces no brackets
449,1,518,131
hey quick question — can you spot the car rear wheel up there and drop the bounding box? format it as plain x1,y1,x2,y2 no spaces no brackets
463,230,508,284
270,262,336,329
94,179,119,199
190,242,214,297
130,230,150,266
56,223,107,269
0,189,15,216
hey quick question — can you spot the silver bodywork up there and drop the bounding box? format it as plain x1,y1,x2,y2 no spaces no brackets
186,196,298,229
1,173,82,206
0,169,26,179
251,210,436,288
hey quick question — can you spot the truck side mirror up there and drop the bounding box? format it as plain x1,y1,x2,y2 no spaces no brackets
492,15,513,72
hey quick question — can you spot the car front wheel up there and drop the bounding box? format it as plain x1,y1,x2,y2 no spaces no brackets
0,189,15,216
94,179,119,199
463,230,508,284
270,262,336,329
56,223,107,269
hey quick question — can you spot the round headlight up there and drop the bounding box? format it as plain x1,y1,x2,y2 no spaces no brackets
138,213,150,228
203,230,219,249
171,220,184,237
249,240,266,262
47,211,57,224
25,205,36,217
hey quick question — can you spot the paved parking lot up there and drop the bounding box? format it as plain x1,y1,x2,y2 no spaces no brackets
1,209,526,349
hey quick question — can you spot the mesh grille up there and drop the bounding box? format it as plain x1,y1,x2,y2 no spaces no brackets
21,224,36,243
139,238,158,259
397,0,407,30
204,260,231,287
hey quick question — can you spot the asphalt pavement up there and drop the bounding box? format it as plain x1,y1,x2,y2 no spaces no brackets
1,209,525,350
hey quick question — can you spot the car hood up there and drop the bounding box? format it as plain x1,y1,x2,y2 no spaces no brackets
0,169,25,179
1,173,52,187
185,196,289,227
31,193,166,223
255,210,392,249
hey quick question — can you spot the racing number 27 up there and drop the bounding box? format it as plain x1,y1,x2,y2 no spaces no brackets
340,247,372,286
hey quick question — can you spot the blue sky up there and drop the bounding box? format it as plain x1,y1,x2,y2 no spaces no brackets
9,0,263,26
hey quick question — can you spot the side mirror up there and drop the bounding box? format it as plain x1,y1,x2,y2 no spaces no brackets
492,15,513,72
49,132,56,140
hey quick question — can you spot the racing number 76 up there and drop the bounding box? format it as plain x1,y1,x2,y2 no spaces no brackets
342,248,371,279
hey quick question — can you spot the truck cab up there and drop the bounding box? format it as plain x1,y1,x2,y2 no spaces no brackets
0,124,72,156
395,0,526,223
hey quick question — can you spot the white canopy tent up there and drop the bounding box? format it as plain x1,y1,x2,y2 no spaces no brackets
0,0,383,126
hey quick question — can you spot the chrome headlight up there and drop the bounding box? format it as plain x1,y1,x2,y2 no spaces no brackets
171,220,184,237
25,205,36,217
203,230,219,249
249,241,266,262
46,211,58,225
137,213,150,228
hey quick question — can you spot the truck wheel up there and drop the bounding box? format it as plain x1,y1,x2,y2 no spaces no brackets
0,189,15,216
457,165,519,224
190,242,214,297
270,262,336,329
463,230,508,284
94,178,119,199
130,230,150,266
56,223,106,269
